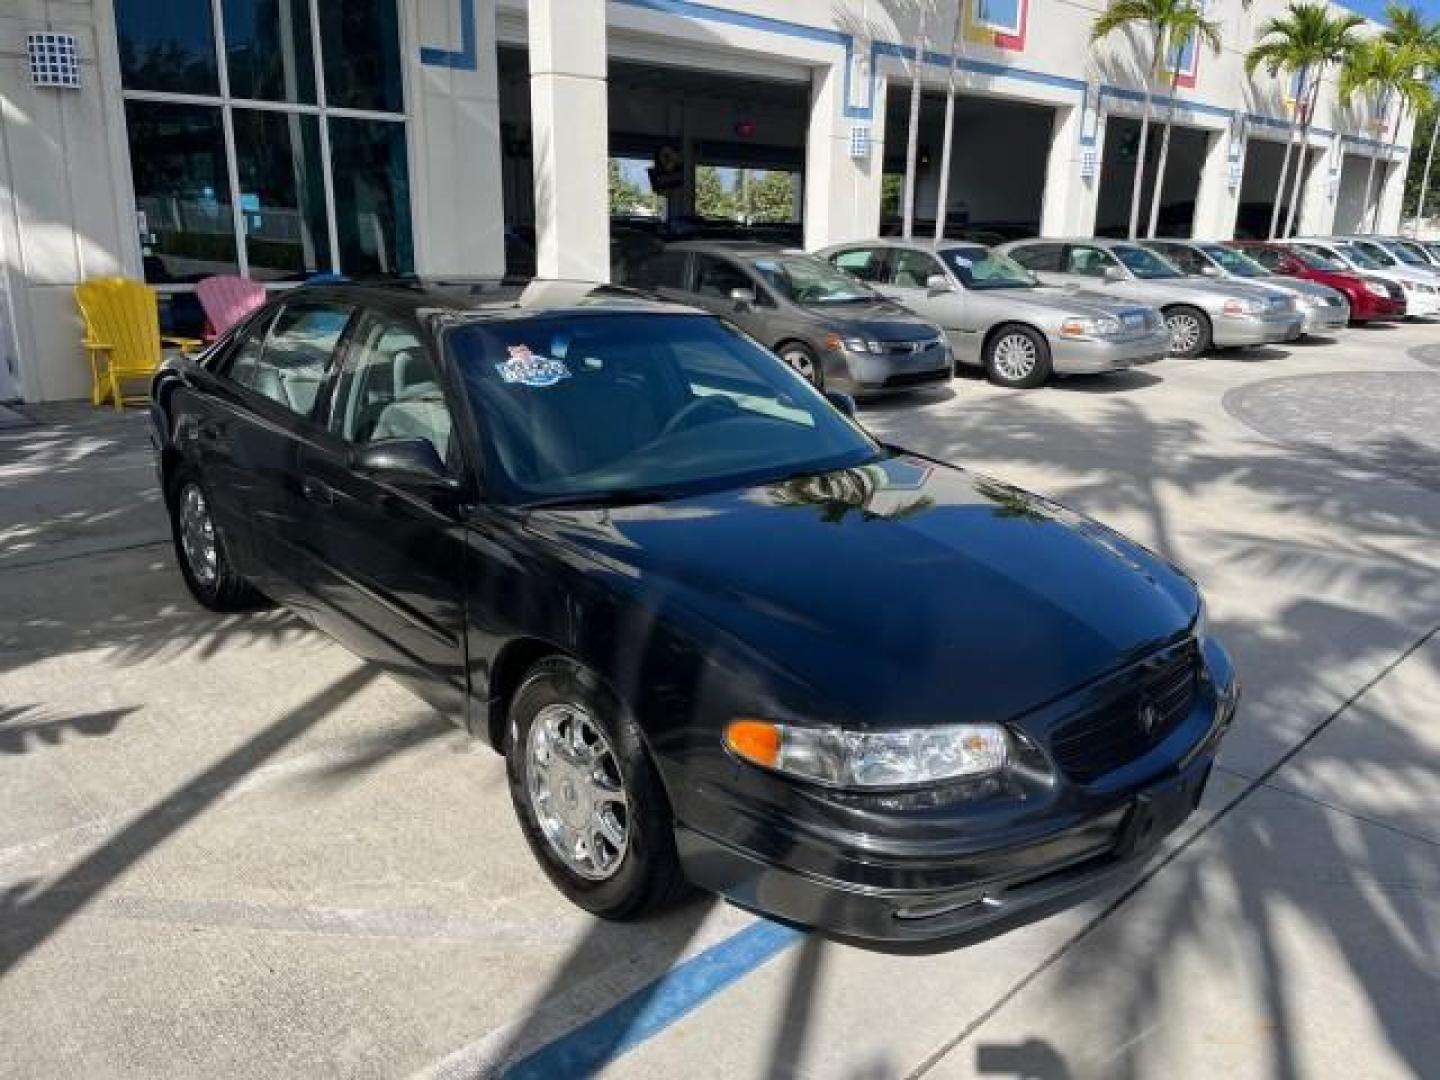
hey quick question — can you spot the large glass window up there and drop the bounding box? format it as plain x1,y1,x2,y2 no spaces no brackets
119,0,409,284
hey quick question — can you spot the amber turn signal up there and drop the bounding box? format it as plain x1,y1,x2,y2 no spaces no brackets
724,719,782,767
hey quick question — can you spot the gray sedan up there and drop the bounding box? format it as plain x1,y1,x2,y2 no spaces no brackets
1143,239,1349,336
998,238,1304,356
815,238,1169,388
630,241,951,394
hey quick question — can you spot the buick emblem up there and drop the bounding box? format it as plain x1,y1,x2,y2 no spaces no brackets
1139,701,1160,735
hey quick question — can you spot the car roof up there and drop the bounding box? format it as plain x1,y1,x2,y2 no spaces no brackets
662,239,799,257
820,237,990,253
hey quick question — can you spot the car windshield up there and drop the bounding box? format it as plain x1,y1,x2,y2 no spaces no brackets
1385,242,1428,266
1199,245,1267,278
1110,244,1183,279
450,312,882,505
1290,245,1348,271
747,255,877,304
1353,243,1398,266
941,246,1036,289
1333,242,1385,269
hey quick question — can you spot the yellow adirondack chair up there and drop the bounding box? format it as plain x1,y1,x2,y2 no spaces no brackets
75,278,203,411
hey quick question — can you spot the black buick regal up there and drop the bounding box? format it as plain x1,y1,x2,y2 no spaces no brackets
150,280,1237,943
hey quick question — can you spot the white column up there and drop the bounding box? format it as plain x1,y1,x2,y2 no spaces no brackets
1377,151,1409,233
529,0,609,280
804,61,886,249
1191,130,1237,239
1297,136,1340,236
1040,104,1100,237
411,0,505,279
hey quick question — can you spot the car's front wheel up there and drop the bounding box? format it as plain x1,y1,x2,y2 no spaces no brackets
167,468,265,612
984,324,1052,388
1164,305,1212,357
778,342,822,386
505,657,687,920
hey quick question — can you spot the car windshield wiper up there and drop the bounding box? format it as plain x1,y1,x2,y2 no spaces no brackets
519,485,691,511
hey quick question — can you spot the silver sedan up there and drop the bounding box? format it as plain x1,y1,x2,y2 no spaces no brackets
814,239,1169,388
998,238,1304,357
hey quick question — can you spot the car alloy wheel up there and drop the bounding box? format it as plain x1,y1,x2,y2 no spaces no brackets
781,347,820,385
178,483,219,589
525,702,630,881
1166,311,1203,354
992,332,1038,382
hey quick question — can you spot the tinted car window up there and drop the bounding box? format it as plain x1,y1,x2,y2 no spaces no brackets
634,250,688,289
1245,246,1285,271
328,315,455,466
693,255,754,299
1008,243,1064,272
940,246,1036,289
1066,245,1119,277
888,249,945,288
1290,244,1348,271
1331,242,1384,269
451,313,878,503
227,302,349,416
1153,243,1207,274
830,248,888,282
1350,240,1397,267
748,255,876,303
1199,245,1266,277
1110,245,1182,279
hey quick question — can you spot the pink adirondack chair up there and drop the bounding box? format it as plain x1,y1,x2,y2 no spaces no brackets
195,276,266,340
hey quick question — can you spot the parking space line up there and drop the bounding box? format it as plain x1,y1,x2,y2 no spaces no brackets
0,538,168,574
498,919,805,1079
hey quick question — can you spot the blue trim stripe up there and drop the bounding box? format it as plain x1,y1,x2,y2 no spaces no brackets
421,0,478,70
500,920,805,1079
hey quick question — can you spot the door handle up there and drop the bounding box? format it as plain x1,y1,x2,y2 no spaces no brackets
301,476,334,507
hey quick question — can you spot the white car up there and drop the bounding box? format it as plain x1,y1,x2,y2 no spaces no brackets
1285,238,1440,317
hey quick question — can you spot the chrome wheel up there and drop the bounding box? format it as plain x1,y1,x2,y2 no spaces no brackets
992,333,1038,381
178,483,218,589
782,348,819,384
1167,312,1203,354
526,703,630,881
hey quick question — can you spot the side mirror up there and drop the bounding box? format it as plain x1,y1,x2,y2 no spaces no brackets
1103,266,1127,283
824,390,857,417
729,287,757,309
352,437,457,490
925,273,954,293
1200,264,1221,277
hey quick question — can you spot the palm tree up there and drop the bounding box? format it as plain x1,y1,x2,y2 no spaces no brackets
1381,4,1440,235
934,1,966,241
901,2,935,238
1341,38,1432,232
1245,3,1364,240
1145,5,1221,237
1092,0,1217,240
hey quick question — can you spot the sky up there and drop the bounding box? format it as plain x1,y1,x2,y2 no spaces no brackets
1336,0,1440,25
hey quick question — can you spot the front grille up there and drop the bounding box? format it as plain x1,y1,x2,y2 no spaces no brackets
876,337,942,355
1049,646,1200,783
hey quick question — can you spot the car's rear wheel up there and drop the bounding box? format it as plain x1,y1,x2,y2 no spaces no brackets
984,324,1052,388
505,657,687,919
1163,305,1211,357
778,342,822,386
167,468,265,612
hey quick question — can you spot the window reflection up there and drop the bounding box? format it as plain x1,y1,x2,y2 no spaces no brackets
232,110,330,280
222,0,316,103
126,101,238,283
330,119,412,276
319,0,404,113
116,0,219,94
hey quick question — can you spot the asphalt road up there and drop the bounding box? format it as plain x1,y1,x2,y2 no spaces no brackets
1,324,1437,1079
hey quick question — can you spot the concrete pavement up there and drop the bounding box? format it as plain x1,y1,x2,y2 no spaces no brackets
1,324,1437,1078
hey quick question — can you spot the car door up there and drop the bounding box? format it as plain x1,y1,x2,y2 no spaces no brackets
1062,243,1140,300
1151,242,1209,277
687,253,777,342
875,247,958,324
1007,242,1069,286
206,298,355,607
298,307,470,715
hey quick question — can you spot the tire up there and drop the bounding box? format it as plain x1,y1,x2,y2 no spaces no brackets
1163,305,1212,358
167,467,265,612
777,341,823,387
505,657,687,920
983,324,1053,389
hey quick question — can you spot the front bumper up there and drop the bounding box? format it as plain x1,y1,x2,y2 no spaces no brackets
1299,304,1349,335
1050,328,1170,374
1401,291,1440,317
1212,311,1303,346
837,341,953,393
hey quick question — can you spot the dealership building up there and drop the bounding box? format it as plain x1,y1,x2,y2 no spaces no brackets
0,0,1406,403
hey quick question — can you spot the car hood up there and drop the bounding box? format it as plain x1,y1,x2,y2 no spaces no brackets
1257,276,1343,302
1159,277,1279,302
526,455,1198,728
805,299,941,341
989,287,1152,320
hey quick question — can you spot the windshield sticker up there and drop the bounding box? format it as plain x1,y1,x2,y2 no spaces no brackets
496,345,571,388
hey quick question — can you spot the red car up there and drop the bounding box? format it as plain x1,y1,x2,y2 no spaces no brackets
1227,240,1405,323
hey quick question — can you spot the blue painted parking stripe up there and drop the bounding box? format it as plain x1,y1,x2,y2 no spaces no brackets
500,920,806,1079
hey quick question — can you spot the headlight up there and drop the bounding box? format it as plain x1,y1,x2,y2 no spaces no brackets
1058,316,1122,338
1222,298,1266,316
829,335,884,354
725,719,1009,788
1299,293,1325,309
1362,278,1390,297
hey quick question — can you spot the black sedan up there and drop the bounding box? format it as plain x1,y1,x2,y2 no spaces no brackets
149,280,1237,942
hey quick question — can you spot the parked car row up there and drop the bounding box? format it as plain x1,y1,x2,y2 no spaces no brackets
623,232,1432,391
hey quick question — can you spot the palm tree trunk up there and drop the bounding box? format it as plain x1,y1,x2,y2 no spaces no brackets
1268,64,1307,241
901,7,929,239
1281,76,1323,239
1129,40,1162,240
1411,113,1439,236
1146,71,1183,238
1360,145,1381,234
934,8,964,242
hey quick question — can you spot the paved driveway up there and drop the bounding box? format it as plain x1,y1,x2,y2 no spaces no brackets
1,325,1437,1079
